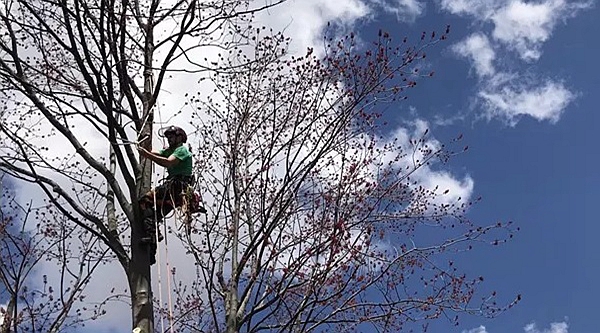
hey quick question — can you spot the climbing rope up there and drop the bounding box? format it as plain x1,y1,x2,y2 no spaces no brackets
150,163,167,333
153,102,176,333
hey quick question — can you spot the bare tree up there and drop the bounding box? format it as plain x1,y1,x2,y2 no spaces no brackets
1,174,113,333
0,0,519,331
158,28,520,332
0,0,285,332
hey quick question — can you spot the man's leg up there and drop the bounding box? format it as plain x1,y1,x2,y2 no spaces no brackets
139,189,165,244
140,209,165,244
148,243,157,265
139,178,184,244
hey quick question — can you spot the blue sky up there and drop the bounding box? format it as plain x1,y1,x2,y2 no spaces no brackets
331,1,599,332
2,1,598,332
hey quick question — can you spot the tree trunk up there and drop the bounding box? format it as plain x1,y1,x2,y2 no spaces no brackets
226,151,242,333
0,295,15,333
130,117,155,333
130,14,156,333
130,110,155,332
129,254,154,333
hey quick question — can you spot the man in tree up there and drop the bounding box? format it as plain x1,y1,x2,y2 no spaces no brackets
137,126,194,262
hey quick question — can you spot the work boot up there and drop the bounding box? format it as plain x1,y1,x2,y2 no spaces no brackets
140,208,164,244
140,229,164,244
149,244,157,265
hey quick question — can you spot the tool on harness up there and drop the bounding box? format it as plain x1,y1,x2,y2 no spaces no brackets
179,186,207,236
140,176,206,244
184,187,207,214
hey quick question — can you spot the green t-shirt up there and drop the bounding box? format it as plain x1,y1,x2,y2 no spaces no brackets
159,145,192,177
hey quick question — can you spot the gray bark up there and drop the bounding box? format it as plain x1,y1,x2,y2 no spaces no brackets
130,13,157,331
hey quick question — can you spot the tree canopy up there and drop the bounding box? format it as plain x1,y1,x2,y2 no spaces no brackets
0,1,517,332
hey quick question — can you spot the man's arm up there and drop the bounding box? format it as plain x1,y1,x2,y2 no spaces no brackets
138,147,180,168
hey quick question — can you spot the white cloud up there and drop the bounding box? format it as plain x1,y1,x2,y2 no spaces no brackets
463,321,569,333
256,0,427,53
256,0,370,53
452,33,496,77
439,0,498,17
419,169,474,204
524,321,569,333
386,119,475,206
442,0,589,124
479,80,575,125
372,0,426,22
462,325,489,333
491,0,557,61
442,0,594,61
